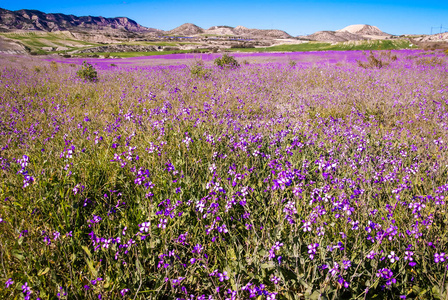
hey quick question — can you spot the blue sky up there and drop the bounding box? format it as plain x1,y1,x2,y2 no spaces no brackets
1,0,447,36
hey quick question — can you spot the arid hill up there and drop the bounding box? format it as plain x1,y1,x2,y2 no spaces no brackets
231,26,292,39
305,30,365,42
167,23,292,39
0,34,27,54
303,24,392,42
167,23,204,36
336,24,391,36
415,32,448,43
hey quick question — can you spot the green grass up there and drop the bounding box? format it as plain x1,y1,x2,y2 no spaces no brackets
329,39,416,50
228,39,416,53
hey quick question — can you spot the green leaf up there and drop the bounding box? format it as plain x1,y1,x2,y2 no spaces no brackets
82,245,92,258
136,258,144,275
309,291,322,300
38,267,50,276
86,259,98,277
261,261,275,269
227,247,237,261
12,250,24,261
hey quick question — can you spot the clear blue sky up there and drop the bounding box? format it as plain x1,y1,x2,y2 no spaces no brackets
1,0,447,36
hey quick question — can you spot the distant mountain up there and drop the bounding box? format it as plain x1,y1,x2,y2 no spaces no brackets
0,8,292,39
305,30,365,43
205,25,235,36
167,23,204,36
336,24,391,37
166,23,292,39
1,7,394,45
232,26,292,39
303,24,392,42
0,8,160,33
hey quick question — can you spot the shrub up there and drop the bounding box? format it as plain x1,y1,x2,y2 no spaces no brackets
190,59,211,79
288,60,297,67
416,56,444,66
30,50,46,56
76,61,98,82
50,61,58,70
357,51,397,69
214,54,240,69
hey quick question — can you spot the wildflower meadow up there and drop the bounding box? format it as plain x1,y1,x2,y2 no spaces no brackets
1,50,448,299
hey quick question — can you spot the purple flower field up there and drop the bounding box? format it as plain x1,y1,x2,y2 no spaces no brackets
49,50,393,68
1,50,448,299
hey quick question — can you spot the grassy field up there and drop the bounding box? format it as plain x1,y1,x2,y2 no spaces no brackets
229,39,416,53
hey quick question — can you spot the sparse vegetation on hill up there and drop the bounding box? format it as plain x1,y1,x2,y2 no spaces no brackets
0,31,100,54
356,50,397,68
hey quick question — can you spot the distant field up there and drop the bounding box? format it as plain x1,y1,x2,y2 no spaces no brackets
0,32,419,57
229,39,417,53
77,39,417,58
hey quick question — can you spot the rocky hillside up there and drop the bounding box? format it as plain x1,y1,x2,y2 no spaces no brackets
0,8,160,33
232,26,292,39
0,34,27,54
414,32,448,43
